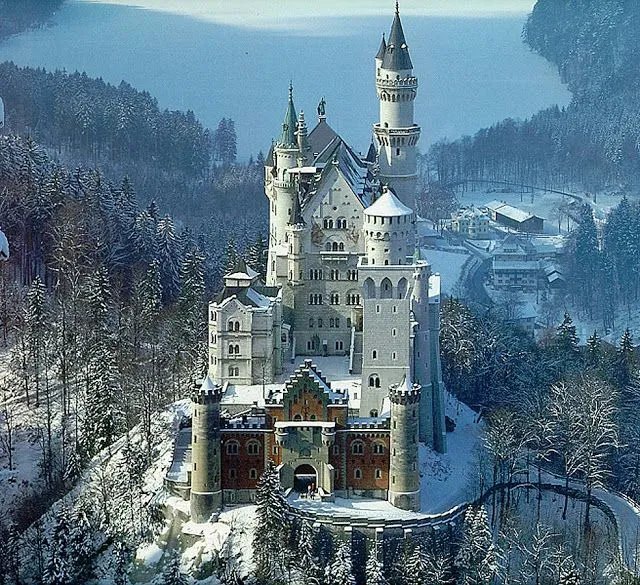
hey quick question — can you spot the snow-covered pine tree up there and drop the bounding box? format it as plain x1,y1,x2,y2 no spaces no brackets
406,542,430,585
556,312,579,352
25,275,49,407
159,552,188,585
222,237,240,276
324,539,356,585
156,215,181,304
296,520,322,584
614,327,635,387
112,540,132,585
247,233,267,281
365,545,387,585
586,330,601,367
252,460,291,584
454,505,496,585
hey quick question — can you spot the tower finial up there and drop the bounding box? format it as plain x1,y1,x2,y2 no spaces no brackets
289,81,293,100
395,0,399,15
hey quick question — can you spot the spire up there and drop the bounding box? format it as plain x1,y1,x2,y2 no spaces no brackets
297,110,310,158
375,32,386,61
278,82,298,147
382,3,413,71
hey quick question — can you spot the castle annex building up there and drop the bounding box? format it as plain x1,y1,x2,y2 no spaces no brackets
166,5,447,522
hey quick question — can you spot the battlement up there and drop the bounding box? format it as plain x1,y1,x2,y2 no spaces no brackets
389,381,421,405
192,377,223,404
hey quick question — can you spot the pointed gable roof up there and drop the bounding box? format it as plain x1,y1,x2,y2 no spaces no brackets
376,33,387,60
308,118,339,157
382,5,413,71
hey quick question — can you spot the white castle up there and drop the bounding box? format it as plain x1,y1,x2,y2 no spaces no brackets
180,4,447,520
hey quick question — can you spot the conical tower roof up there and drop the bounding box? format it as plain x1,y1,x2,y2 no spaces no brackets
278,83,298,147
382,3,413,71
375,33,387,60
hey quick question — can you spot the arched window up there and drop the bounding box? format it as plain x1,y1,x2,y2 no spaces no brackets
336,217,347,229
247,441,260,455
372,442,385,455
354,468,362,479
330,292,340,305
351,441,364,455
323,218,334,229
318,318,323,328
370,409,379,418
397,277,407,299
363,277,376,299
339,242,345,251
332,444,340,455
368,374,380,388
249,468,258,479
332,242,339,252
309,317,314,328
375,469,383,479
372,350,378,359
294,414,302,421
380,277,393,299
226,441,239,455
325,242,332,251
234,344,240,355
228,344,235,355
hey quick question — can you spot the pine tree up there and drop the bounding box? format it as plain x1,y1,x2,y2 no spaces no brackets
247,233,267,280
112,540,132,585
365,546,387,585
615,328,635,386
160,552,188,585
156,215,181,304
325,540,356,585
586,330,601,367
454,505,496,585
297,520,322,584
223,238,240,276
252,460,291,583
556,312,579,351
406,543,430,585
25,275,48,407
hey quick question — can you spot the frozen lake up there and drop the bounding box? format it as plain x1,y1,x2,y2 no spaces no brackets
0,0,570,158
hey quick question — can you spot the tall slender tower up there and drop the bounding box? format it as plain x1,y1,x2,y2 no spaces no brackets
373,3,421,209
190,376,223,522
388,376,421,511
266,85,301,285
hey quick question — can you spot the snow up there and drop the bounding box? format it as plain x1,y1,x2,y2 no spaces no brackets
364,188,413,217
422,248,469,295
0,229,9,260
275,421,335,429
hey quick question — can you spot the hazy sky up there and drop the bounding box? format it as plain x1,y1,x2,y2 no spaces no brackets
78,0,537,31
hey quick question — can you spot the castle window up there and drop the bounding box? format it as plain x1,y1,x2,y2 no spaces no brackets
373,442,384,454
323,218,334,229
228,366,239,377
335,318,340,328
250,468,258,479
294,414,302,421
347,318,352,328
392,328,397,337
273,445,278,455
325,242,332,251
330,269,340,280
337,217,347,229
330,292,339,305
229,469,237,479
351,441,364,455
354,468,362,479
329,318,334,328
193,462,196,471
318,318,323,328
347,269,357,281
392,352,397,360
339,242,345,251
309,318,314,328
375,469,383,479
247,441,260,455
226,441,240,455
396,148,400,156
335,340,344,351
194,435,197,444
228,344,234,354
370,410,379,418
372,350,378,359
368,374,380,388
310,414,317,421
307,340,316,351
333,444,340,455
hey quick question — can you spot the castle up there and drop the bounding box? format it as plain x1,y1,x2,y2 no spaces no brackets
166,5,447,522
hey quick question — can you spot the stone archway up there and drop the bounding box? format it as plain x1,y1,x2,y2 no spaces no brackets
293,464,317,493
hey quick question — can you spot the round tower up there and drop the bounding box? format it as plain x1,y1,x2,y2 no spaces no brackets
363,186,414,266
267,84,301,285
190,376,223,522
388,376,421,511
373,3,421,209
286,195,307,287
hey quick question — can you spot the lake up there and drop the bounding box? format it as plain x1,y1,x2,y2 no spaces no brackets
0,1,570,159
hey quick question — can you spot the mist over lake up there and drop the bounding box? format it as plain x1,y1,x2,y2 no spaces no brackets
0,0,569,158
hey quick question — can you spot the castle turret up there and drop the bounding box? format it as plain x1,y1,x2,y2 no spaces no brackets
363,186,413,267
373,3,421,209
388,376,421,511
296,111,311,165
266,84,301,285
190,376,223,522
286,193,307,287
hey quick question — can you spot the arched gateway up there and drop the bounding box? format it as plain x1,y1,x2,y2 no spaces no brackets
293,464,317,492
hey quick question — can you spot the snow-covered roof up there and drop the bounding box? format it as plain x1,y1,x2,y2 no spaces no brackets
485,201,543,223
492,260,539,271
275,421,335,429
364,187,413,217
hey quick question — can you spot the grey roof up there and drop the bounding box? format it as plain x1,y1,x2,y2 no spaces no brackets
365,139,377,163
308,118,339,157
278,85,298,147
376,33,387,60
382,9,413,71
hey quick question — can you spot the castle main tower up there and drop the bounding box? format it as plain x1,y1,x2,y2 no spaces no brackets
190,377,223,522
266,85,301,286
373,3,421,209
388,376,421,511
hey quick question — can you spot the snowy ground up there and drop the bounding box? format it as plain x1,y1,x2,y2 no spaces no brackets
422,248,470,296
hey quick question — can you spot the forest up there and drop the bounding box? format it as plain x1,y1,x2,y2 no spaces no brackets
425,0,640,193
0,0,64,40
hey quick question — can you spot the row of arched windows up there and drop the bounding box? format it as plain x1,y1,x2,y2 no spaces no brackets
346,293,361,306
322,217,348,229
227,320,241,332
225,440,261,455
308,293,323,305
350,440,385,455
363,277,407,300
228,344,240,355
227,468,258,480
324,241,345,252
309,317,341,328
228,366,240,377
